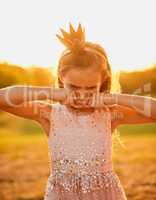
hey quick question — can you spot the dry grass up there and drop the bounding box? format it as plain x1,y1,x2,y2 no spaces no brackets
0,126,156,200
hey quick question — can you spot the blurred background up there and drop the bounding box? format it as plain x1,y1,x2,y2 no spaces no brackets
0,0,156,199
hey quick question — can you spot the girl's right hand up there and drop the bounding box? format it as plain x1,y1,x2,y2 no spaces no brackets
58,88,76,106
61,89,82,108
61,89,93,108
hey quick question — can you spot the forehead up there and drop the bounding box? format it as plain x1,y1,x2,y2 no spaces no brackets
62,68,102,87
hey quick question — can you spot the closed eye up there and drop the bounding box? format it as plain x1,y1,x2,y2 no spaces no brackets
69,84,80,89
87,86,96,89
69,84,96,90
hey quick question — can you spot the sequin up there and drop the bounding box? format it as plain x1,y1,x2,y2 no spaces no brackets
46,169,123,194
52,155,109,176
44,103,127,200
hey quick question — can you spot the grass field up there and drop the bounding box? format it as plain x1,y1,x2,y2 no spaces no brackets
0,117,156,200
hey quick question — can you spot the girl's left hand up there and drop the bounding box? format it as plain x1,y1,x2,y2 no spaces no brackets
88,92,116,108
64,90,94,108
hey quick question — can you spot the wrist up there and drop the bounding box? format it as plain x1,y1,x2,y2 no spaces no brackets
59,88,70,103
112,93,119,104
48,87,66,102
103,93,119,105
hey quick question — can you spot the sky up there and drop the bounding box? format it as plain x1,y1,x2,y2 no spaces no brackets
0,0,155,72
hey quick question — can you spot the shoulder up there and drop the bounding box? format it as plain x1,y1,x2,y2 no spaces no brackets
44,102,64,121
30,101,53,123
25,101,53,137
41,102,62,118
35,102,64,137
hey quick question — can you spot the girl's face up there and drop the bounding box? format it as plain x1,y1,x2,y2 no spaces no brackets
61,67,102,108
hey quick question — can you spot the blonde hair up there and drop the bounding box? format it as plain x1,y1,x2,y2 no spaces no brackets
56,22,112,93
55,22,125,150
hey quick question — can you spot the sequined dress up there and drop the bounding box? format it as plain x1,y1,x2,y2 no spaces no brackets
44,102,127,200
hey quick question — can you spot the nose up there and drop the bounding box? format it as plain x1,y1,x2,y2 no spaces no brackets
77,89,93,101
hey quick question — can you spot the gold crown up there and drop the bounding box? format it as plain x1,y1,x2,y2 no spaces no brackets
56,22,86,53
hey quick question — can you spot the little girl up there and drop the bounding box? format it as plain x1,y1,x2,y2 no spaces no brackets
0,23,156,200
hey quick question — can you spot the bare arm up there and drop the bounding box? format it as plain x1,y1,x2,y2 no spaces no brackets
104,93,156,120
0,85,68,124
0,85,66,108
0,100,51,121
109,104,156,129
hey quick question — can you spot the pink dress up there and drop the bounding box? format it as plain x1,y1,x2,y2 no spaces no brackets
44,102,127,200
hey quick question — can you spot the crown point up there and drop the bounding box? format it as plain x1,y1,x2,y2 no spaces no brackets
60,29,71,40
77,23,82,33
69,23,76,34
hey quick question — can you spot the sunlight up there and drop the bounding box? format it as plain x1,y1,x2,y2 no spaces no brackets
0,0,155,71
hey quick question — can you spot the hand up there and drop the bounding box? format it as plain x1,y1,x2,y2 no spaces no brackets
88,92,116,108
62,89,94,108
88,92,105,108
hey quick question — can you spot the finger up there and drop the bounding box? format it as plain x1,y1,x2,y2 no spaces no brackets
93,92,98,108
75,90,81,100
86,91,94,101
98,92,105,108
67,90,76,105
96,92,100,108
63,91,71,105
72,91,84,107
91,93,96,108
